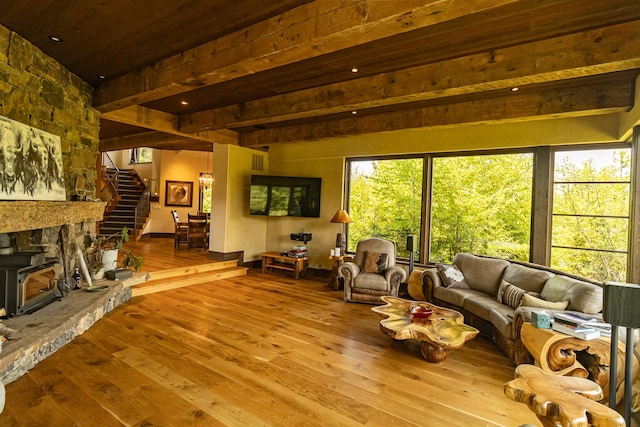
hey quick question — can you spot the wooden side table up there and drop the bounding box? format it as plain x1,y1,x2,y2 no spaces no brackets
327,255,353,290
261,252,307,279
520,322,638,404
505,364,625,427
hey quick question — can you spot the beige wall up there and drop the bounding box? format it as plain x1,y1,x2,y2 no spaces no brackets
148,150,213,234
619,74,640,141
265,154,344,270
211,144,268,261
262,111,640,270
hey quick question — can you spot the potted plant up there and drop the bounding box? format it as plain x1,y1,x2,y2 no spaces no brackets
90,261,106,280
84,227,144,277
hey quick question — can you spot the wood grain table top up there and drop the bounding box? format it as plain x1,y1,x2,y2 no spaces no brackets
371,296,479,350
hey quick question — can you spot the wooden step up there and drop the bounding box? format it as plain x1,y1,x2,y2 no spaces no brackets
130,261,246,297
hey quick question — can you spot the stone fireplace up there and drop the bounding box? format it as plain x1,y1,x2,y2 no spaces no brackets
0,200,106,317
0,200,138,385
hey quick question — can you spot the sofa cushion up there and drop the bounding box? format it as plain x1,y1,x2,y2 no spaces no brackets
436,263,470,289
489,306,516,339
521,293,569,310
453,253,509,296
497,280,526,309
433,287,484,307
541,275,603,314
464,294,505,320
353,272,388,291
502,263,554,294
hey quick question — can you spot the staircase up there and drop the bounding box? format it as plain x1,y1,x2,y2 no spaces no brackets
99,168,150,237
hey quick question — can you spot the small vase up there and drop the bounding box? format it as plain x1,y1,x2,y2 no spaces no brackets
101,249,119,272
91,267,105,280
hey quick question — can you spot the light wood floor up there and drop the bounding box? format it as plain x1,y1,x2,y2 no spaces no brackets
0,238,539,426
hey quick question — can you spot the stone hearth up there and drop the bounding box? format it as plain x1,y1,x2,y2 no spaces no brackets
0,199,142,385
0,276,143,384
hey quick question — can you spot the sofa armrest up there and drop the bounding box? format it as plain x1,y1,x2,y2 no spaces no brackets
512,307,570,340
421,268,441,303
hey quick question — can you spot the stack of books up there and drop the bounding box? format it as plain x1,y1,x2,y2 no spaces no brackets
552,312,611,340
288,245,308,258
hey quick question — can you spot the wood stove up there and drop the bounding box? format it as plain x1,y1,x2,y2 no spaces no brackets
0,251,61,317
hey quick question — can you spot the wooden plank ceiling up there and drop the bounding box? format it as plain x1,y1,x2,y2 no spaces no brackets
2,0,640,152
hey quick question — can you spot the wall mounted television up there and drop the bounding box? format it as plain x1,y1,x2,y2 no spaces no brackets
249,175,321,217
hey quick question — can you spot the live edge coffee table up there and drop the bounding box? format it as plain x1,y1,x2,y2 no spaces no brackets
371,296,479,363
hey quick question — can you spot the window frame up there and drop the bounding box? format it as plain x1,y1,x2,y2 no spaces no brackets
549,143,632,281
344,142,635,281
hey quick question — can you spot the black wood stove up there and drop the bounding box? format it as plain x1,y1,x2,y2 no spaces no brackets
0,251,60,317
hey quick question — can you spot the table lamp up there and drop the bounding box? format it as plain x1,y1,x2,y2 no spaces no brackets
330,209,352,255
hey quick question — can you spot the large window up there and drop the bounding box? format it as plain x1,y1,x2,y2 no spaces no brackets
345,144,634,281
551,148,631,281
430,153,533,263
348,158,423,258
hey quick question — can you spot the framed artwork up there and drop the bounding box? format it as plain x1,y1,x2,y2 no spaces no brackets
0,115,66,201
165,180,193,207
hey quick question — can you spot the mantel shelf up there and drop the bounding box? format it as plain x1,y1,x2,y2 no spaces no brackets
0,201,105,233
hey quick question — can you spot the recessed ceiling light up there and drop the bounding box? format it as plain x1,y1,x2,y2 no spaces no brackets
180,100,189,106
350,67,359,73
48,35,63,43
511,87,520,92
98,75,107,80
351,111,358,115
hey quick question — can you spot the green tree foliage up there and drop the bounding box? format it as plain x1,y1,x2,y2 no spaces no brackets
430,153,533,262
200,186,212,213
347,148,630,282
348,159,422,257
551,149,630,281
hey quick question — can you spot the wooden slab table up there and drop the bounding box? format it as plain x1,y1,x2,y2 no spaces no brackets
261,252,307,279
505,364,625,427
371,296,478,363
520,322,638,404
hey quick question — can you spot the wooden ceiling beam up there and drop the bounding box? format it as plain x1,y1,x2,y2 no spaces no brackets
240,77,634,146
99,131,213,152
101,106,239,145
93,0,527,112
180,21,640,132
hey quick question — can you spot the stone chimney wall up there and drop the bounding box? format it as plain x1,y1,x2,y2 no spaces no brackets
0,24,100,200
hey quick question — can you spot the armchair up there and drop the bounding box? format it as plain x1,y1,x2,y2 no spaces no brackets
340,237,407,304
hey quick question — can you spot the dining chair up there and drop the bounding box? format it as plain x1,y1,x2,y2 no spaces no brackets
187,213,209,250
171,210,188,249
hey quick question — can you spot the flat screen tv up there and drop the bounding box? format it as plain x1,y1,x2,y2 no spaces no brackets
250,175,321,217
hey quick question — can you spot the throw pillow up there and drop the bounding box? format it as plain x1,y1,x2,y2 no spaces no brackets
521,293,569,310
497,280,526,309
363,251,388,273
436,264,470,289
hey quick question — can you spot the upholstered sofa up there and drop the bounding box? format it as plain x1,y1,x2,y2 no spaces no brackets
408,252,605,365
